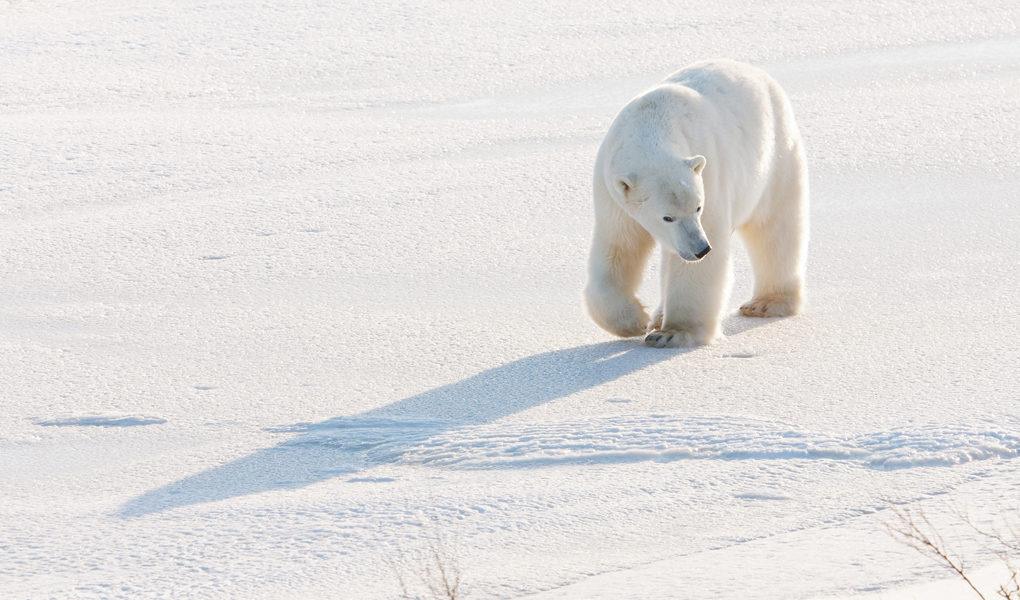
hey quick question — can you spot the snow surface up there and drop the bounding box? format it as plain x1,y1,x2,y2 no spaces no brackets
2,1,1019,598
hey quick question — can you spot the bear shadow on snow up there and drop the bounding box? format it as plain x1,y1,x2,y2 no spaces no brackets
120,339,711,517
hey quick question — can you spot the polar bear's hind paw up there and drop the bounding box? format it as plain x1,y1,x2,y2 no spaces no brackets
739,293,800,318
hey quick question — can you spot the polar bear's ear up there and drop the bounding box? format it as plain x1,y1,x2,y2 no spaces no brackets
615,174,636,195
686,155,706,175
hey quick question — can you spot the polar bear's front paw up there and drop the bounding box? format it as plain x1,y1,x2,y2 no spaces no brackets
609,307,650,338
739,293,800,318
644,328,701,348
587,298,649,338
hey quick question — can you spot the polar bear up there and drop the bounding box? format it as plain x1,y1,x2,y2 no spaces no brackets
585,59,808,347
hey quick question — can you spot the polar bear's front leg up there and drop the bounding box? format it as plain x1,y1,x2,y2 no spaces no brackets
645,243,731,348
585,200,655,338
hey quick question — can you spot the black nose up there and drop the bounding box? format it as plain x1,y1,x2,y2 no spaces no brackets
695,245,711,259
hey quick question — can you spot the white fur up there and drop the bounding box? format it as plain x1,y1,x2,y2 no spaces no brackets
584,59,808,347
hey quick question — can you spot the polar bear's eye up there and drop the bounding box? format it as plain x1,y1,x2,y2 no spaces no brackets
696,206,702,213
663,216,675,222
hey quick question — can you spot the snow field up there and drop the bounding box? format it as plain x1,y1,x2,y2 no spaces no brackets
2,1,1019,598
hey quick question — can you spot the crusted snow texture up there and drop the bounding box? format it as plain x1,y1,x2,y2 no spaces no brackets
2,2,1019,599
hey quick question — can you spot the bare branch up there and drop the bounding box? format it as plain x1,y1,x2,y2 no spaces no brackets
386,553,411,598
885,503,988,600
394,527,467,600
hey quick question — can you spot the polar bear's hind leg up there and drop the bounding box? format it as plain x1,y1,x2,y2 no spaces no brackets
738,156,808,318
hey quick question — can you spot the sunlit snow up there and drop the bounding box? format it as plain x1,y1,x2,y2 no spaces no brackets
2,1,1019,598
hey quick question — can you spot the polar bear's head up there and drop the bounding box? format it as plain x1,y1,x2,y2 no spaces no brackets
612,155,711,262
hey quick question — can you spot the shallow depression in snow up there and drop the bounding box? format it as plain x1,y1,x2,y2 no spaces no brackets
34,415,168,428
390,415,1020,470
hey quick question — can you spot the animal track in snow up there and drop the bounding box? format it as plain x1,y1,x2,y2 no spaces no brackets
347,477,397,483
734,491,793,501
35,415,167,427
722,351,757,359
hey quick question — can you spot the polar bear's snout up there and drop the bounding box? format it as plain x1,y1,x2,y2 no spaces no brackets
679,241,711,262
670,218,711,262
671,238,711,262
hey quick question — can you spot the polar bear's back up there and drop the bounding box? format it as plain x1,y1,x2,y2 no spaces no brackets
663,59,796,139
662,59,803,226
664,59,786,108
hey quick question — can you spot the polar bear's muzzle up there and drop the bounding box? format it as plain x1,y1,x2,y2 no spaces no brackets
671,218,712,262
677,240,711,262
